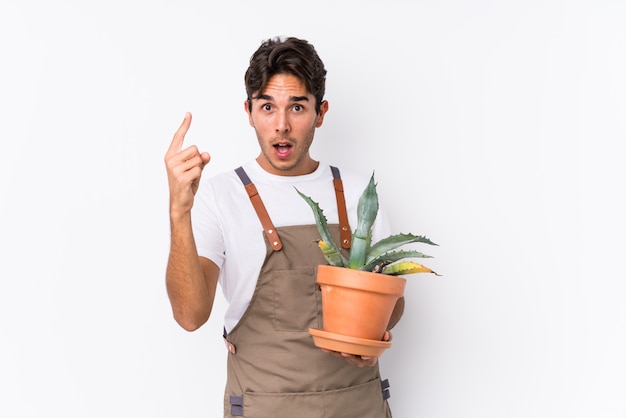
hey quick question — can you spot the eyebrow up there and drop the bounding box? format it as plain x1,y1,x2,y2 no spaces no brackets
255,94,310,102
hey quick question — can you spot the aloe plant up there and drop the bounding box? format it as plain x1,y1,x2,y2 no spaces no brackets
296,173,440,276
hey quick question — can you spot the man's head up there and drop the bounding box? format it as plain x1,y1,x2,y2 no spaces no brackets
244,37,329,176
245,37,327,114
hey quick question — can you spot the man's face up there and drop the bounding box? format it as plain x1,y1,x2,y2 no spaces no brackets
246,73,328,176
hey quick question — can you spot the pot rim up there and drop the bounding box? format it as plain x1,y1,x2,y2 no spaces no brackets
316,264,406,296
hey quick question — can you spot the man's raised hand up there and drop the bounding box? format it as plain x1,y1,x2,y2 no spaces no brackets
164,112,211,218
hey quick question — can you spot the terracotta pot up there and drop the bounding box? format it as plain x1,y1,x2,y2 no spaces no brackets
316,264,406,341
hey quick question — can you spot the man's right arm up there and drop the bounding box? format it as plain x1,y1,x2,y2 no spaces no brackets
166,213,219,331
164,113,217,331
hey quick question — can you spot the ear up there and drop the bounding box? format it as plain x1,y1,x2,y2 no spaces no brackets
315,100,329,128
244,100,255,127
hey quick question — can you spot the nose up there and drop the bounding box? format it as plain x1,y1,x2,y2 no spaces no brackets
275,111,291,133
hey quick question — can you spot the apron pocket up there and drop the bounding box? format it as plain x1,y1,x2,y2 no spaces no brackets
272,268,321,332
241,378,388,418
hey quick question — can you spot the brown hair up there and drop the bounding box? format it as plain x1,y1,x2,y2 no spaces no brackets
245,37,327,114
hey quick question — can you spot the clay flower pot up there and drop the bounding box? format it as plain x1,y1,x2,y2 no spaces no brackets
309,265,406,356
298,173,439,356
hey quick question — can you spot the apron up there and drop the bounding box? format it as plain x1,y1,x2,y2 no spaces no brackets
222,167,393,418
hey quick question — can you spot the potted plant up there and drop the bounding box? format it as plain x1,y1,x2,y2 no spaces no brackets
296,173,440,356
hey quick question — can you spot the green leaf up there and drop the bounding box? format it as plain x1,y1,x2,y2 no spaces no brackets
296,187,347,266
381,261,440,276
367,233,438,263
349,173,378,268
318,240,348,267
361,250,433,272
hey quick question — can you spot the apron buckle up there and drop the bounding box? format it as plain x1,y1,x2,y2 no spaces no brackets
223,327,237,354
224,338,237,354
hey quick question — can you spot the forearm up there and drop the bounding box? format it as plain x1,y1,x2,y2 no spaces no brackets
387,296,405,330
166,212,214,331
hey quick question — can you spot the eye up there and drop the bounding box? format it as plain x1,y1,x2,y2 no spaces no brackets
262,103,272,111
293,104,303,112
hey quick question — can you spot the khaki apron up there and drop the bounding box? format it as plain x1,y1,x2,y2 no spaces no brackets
222,167,393,418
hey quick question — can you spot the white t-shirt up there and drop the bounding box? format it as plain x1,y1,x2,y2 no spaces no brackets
192,160,391,332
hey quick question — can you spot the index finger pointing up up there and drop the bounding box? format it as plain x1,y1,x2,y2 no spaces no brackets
167,112,192,154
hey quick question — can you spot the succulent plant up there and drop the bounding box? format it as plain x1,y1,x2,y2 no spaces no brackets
296,173,440,276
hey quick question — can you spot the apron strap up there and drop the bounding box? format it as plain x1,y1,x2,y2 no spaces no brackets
235,166,283,251
381,378,391,400
234,165,351,251
223,327,237,354
330,166,351,249
229,395,244,416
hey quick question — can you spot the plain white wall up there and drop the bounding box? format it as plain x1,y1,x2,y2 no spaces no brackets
1,0,624,417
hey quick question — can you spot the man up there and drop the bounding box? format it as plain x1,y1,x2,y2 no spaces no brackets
164,36,402,417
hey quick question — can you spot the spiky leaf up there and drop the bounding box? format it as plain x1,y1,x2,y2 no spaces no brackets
367,233,438,263
381,261,441,276
296,187,346,266
317,240,348,267
361,250,433,272
348,173,378,268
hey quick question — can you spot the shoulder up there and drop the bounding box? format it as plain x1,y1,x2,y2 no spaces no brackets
202,166,242,187
194,164,254,214
199,163,253,198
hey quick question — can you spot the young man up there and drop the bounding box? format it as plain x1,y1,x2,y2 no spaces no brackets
164,36,402,417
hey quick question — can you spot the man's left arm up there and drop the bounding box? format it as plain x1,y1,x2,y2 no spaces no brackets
387,296,405,330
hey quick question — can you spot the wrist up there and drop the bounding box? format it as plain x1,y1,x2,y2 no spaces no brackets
169,207,192,225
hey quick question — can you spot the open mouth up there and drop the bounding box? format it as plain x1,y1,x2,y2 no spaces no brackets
274,143,293,159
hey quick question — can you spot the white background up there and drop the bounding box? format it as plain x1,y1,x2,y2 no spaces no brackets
1,1,624,417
